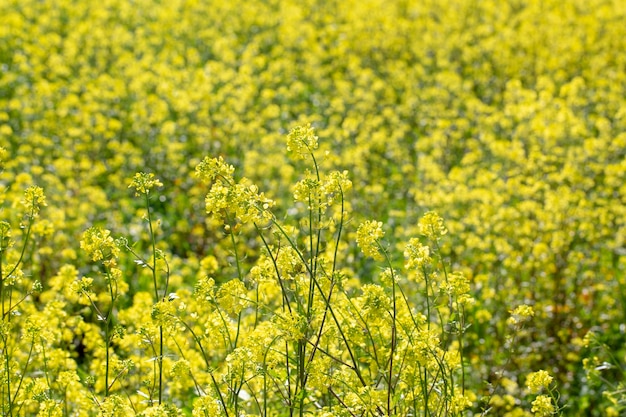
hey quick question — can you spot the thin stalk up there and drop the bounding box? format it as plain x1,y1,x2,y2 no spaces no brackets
378,243,398,415
2,336,11,417
144,192,163,404
3,212,34,288
104,266,116,398
305,179,346,371
254,224,293,313
11,335,35,417
268,217,370,387
227,217,244,283
298,339,305,417
175,317,230,417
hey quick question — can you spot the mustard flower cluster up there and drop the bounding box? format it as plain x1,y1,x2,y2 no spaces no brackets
531,395,556,416
526,370,554,394
356,220,384,260
418,211,448,240
286,123,319,160
293,169,351,211
21,186,46,218
507,304,535,326
128,172,163,196
80,227,120,265
196,156,274,225
404,238,431,269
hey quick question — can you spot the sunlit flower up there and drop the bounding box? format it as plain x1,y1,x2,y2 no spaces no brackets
507,304,535,326
287,123,318,160
128,172,163,196
195,156,235,184
80,227,119,263
526,370,554,393
418,211,447,240
22,185,47,218
404,238,431,270
356,220,384,260
531,394,555,416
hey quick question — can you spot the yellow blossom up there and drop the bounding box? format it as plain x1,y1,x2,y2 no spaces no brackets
195,156,235,184
22,185,47,218
526,370,554,393
418,211,447,240
356,220,384,260
80,227,119,263
507,304,535,326
128,172,163,196
404,238,431,270
531,394,555,416
287,123,318,160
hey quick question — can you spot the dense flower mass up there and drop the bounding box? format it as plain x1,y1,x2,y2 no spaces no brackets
80,227,119,263
527,370,554,394
286,124,319,160
356,220,385,260
128,172,163,196
1,0,625,415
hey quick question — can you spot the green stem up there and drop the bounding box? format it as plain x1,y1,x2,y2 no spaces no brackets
104,316,110,397
228,217,243,282
176,317,230,417
11,335,36,417
144,192,163,404
2,336,11,417
378,243,397,415
254,224,293,314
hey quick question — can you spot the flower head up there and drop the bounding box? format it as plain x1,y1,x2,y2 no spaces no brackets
356,220,385,260
418,211,447,240
22,186,47,218
404,238,431,270
128,172,163,196
287,123,318,160
526,370,554,393
443,271,474,304
80,227,120,264
195,156,235,184
531,394,555,416
322,170,352,207
507,304,535,326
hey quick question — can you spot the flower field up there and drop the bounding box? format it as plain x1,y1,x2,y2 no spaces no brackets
1,0,626,415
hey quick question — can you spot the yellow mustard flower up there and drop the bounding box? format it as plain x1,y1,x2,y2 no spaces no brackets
531,394,555,416
526,370,554,393
287,123,319,160
128,172,163,196
356,220,384,260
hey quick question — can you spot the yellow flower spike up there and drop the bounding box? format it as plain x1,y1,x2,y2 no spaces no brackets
531,394,555,416
22,185,47,218
404,238,431,270
128,172,163,196
216,278,250,316
507,304,535,326
195,156,235,184
526,370,554,393
192,394,224,417
418,211,447,240
80,227,120,263
322,170,352,207
356,220,385,260
287,123,319,160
